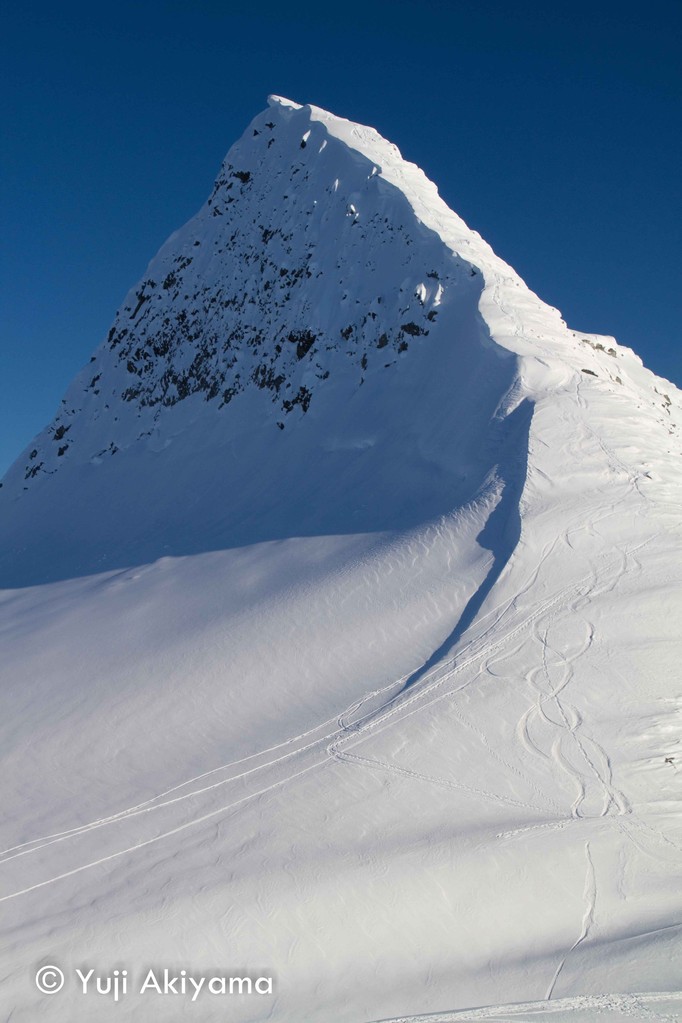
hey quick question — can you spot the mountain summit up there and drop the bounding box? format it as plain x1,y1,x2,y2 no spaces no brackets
2,100,681,1022
3,95,535,585
2,97,678,586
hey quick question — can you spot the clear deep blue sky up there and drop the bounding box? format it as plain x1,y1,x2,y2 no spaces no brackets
2,0,680,476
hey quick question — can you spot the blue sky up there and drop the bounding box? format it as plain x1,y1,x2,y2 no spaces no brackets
2,0,680,476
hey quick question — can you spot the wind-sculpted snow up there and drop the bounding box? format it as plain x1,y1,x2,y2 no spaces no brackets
0,98,522,587
1,99,681,1023
3,98,484,487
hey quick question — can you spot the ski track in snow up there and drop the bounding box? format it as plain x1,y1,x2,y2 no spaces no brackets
2,97,682,1022
0,533,660,905
2,500,674,916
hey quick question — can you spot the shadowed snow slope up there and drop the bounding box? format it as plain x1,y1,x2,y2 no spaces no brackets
1,98,681,1023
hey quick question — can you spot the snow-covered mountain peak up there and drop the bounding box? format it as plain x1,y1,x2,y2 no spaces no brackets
1,98,680,587
2,101,682,1023
4,97,485,494
267,94,302,110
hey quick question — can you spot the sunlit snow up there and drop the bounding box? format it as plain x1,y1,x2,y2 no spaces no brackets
1,98,681,1023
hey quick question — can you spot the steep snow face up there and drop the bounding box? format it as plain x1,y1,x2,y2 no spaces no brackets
3,97,679,533
4,96,494,487
2,100,682,1023
0,97,529,587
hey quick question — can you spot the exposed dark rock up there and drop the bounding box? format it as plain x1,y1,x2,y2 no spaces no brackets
288,330,316,359
401,322,427,337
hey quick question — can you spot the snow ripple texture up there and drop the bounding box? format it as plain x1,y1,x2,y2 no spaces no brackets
1,97,681,1022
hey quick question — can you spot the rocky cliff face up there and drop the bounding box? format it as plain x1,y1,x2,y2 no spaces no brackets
2,99,682,1023
2,98,538,587
6,97,487,494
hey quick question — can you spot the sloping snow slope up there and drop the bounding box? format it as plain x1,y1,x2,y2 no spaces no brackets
377,991,682,1021
1,98,681,1022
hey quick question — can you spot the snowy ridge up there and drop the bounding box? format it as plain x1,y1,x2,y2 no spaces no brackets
3,96,680,512
3,97,487,491
2,98,680,590
0,98,534,589
1,99,681,1022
